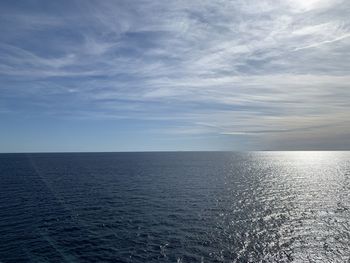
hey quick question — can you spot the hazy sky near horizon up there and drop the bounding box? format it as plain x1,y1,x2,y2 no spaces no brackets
1,0,350,152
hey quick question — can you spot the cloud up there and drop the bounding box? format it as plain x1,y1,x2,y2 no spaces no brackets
0,0,350,149
294,33,350,51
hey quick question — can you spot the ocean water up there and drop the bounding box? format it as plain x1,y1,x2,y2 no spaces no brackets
0,152,349,263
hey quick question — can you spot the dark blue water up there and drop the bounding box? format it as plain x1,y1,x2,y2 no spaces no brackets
0,152,349,262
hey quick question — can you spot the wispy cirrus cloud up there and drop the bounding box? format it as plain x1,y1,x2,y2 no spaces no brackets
0,0,350,150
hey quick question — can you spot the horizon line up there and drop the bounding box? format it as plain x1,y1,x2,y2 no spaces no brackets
1,150,349,154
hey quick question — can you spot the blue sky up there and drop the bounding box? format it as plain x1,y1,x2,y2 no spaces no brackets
1,0,350,152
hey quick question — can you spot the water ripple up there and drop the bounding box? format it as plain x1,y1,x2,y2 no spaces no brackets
0,152,349,262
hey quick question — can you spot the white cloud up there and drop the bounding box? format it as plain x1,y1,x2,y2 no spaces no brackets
1,0,350,149
287,0,342,12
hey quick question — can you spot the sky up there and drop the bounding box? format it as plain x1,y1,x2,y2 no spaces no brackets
1,0,350,152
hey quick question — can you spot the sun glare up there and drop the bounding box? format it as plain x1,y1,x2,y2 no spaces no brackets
288,0,335,11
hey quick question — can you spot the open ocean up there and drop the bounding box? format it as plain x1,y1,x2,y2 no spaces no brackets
0,152,349,262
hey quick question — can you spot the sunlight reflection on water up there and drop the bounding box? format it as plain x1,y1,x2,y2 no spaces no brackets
0,152,349,262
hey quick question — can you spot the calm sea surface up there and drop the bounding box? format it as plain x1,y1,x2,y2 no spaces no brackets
0,152,349,262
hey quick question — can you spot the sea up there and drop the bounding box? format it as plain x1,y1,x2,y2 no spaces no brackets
0,152,349,262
